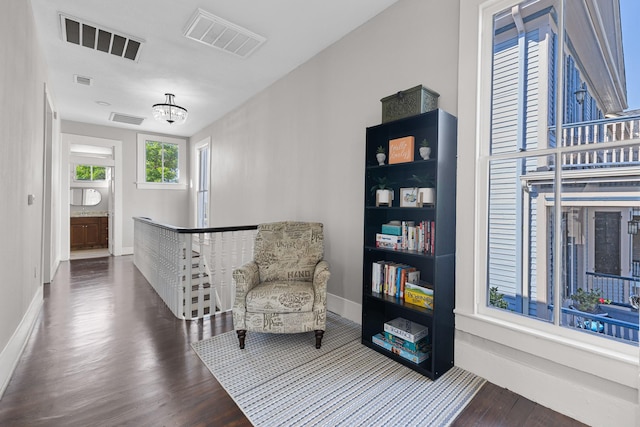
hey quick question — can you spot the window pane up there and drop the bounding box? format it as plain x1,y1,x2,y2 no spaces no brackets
75,165,91,180
490,3,547,155
487,154,553,323
161,143,179,183
145,141,163,182
93,166,106,180
558,145,640,344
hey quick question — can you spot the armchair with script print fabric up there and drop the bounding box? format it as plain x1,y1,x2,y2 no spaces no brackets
232,221,330,349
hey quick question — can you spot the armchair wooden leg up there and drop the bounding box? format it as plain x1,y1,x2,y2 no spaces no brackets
315,330,324,349
237,330,246,349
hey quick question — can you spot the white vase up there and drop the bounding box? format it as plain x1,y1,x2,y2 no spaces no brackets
419,146,431,160
418,187,435,206
376,153,386,166
376,189,393,206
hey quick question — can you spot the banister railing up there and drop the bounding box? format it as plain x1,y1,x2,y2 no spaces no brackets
133,217,257,320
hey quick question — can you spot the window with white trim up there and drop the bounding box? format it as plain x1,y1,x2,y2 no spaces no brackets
136,133,187,190
481,0,639,344
196,141,210,228
74,164,106,181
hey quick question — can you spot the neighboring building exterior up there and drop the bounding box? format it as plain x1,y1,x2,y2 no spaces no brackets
487,0,638,343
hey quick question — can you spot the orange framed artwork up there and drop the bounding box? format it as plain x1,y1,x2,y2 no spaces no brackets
388,136,415,164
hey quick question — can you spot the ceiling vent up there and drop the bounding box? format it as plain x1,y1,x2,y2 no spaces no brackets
73,74,93,86
109,113,144,126
60,13,143,61
183,9,266,58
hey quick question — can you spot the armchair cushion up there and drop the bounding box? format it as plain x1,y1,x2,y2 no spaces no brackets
246,280,315,313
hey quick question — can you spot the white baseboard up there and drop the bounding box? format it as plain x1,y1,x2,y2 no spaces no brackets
327,293,361,325
119,246,134,256
0,286,43,399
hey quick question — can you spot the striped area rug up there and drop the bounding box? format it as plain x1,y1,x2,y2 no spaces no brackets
191,313,485,427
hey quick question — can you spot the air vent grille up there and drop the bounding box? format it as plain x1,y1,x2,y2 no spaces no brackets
73,74,93,86
109,113,144,126
60,14,143,61
183,9,265,58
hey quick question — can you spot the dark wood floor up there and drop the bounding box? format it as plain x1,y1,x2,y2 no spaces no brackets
0,256,587,427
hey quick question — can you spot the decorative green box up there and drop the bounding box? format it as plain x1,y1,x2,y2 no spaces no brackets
381,85,440,123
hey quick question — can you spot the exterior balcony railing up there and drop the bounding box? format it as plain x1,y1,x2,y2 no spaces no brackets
561,271,640,344
549,114,640,168
584,271,640,306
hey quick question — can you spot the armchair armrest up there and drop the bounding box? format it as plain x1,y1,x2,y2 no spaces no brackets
232,261,259,308
312,260,330,311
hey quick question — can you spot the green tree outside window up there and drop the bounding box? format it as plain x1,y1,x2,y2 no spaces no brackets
145,141,179,183
75,165,106,181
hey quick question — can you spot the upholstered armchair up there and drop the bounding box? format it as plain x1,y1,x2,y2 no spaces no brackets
232,221,330,349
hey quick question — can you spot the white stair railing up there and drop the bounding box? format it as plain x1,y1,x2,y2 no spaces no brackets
133,217,257,320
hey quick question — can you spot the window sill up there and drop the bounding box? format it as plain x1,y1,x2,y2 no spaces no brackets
455,309,638,388
136,182,187,190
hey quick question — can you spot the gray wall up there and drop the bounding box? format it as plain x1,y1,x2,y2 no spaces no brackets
189,0,460,310
0,0,48,393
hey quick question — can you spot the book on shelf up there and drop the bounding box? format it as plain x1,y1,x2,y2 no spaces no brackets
397,220,435,254
383,331,430,353
384,317,429,343
381,223,402,236
375,233,402,250
404,282,434,310
371,262,419,297
372,333,429,364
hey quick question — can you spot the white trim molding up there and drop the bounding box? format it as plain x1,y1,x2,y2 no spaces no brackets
327,293,361,325
0,287,43,399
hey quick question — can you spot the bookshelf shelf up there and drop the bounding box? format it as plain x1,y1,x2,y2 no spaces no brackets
364,292,435,316
361,109,457,380
364,246,434,259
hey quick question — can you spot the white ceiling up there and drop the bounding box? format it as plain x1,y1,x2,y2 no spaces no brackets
31,0,398,137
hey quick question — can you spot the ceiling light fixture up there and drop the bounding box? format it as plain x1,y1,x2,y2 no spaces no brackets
152,93,188,124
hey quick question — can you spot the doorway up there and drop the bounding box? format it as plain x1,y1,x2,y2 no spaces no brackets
61,134,123,261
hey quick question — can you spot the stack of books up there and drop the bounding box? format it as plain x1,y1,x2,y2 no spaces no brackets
375,220,435,254
371,317,430,364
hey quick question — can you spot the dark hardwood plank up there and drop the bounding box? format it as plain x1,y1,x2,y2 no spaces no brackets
0,255,588,426
452,382,589,427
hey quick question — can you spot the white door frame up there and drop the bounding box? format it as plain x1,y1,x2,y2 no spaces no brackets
61,134,123,259
41,85,54,283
